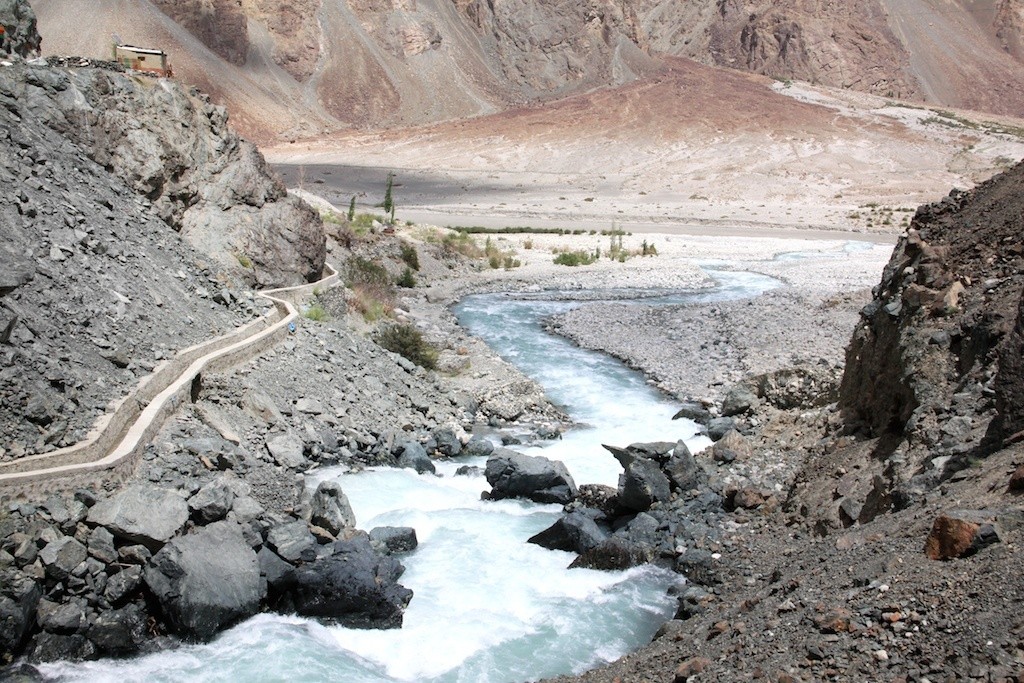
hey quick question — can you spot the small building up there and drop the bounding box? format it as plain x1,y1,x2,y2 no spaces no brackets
112,44,172,77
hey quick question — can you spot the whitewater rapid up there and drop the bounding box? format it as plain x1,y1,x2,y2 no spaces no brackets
39,269,779,683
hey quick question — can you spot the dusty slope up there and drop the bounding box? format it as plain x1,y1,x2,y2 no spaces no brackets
268,60,1024,236
31,0,1024,143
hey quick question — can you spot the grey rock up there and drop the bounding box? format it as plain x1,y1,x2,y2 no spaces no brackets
396,441,436,474
117,544,152,565
0,568,41,660
310,481,356,536
86,526,117,565
188,477,235,523
706,417,737,441
275,535,412,629
484,450,577,504
432,427,462,456
672,401,712,424
88,603,147,656
266,519,317,563
665,440,701,491
87,485,189,550
0,0,41,58
266,433,308,470
228,495,265,524
569,537,655,570
144,521,264,640
294,397,324,415
617,456,671,512
35,598,85,634
258,547,295,592
368,526,419,554
242,391,285,425
29,632,95,664
103,565,143,606
721,385,758,416
38,536,87,582
462,437,494,457
528,510,609,553
711,429,753,463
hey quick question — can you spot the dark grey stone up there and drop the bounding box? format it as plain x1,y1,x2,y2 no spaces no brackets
144,521,264,641
87,485,188,550
274,535,412,629
396,441,435,474
368,526,418,554
484,450,577,505
266,519,317,563
38,536,87,582
188,477,235,524
528,510,609,554
310,481,356,536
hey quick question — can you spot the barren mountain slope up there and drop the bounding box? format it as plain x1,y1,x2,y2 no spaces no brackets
32,0,1024,142
268,59,1024,236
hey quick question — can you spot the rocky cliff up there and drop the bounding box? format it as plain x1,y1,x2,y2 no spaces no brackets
0,3,325,458
787,159,1024,531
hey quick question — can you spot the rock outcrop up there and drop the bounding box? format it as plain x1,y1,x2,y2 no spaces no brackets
0,46,326,457
0,0,40,58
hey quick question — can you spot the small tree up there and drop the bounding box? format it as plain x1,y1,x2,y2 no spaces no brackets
348,196,356,222
383,172,395,215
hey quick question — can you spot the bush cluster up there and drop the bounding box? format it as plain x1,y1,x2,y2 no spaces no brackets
375,324,438,370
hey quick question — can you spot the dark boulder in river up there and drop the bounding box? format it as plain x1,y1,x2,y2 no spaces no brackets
144,521,264,641
483,450,578,504
276,535,413,629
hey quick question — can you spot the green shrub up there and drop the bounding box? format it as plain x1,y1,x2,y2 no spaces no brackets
553,251,597,267
236,253,253,269
400,243,420,271
304,304,329,321
375,324,438,370
397,267,417,288
442,232,483,258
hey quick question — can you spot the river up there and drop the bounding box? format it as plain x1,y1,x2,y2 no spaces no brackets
39,269,779,683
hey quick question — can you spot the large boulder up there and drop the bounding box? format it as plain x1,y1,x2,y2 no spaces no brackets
484,450,577,504
665,440,702,491
369,526,419,554
528,510,609,554
395,441,436,474
266,519,317,563
310,480,357,536
38,536,87,582
617,456,671,512
144,521,264,640
266,433,308,470
0,568,41,662
87,485,189,550
276,535,412,629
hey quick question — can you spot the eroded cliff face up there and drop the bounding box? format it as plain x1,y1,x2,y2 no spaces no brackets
15,65,326,286
813,160,1024,529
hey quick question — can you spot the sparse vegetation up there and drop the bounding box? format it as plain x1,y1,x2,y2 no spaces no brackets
304,303,329,321
442,232,484,258
382,171,395,215
345,256,396,321
397,267,417,288
348,196,356,222
236,253,253,269
399,243,420,271
375,323,438,370
553,250,597,267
